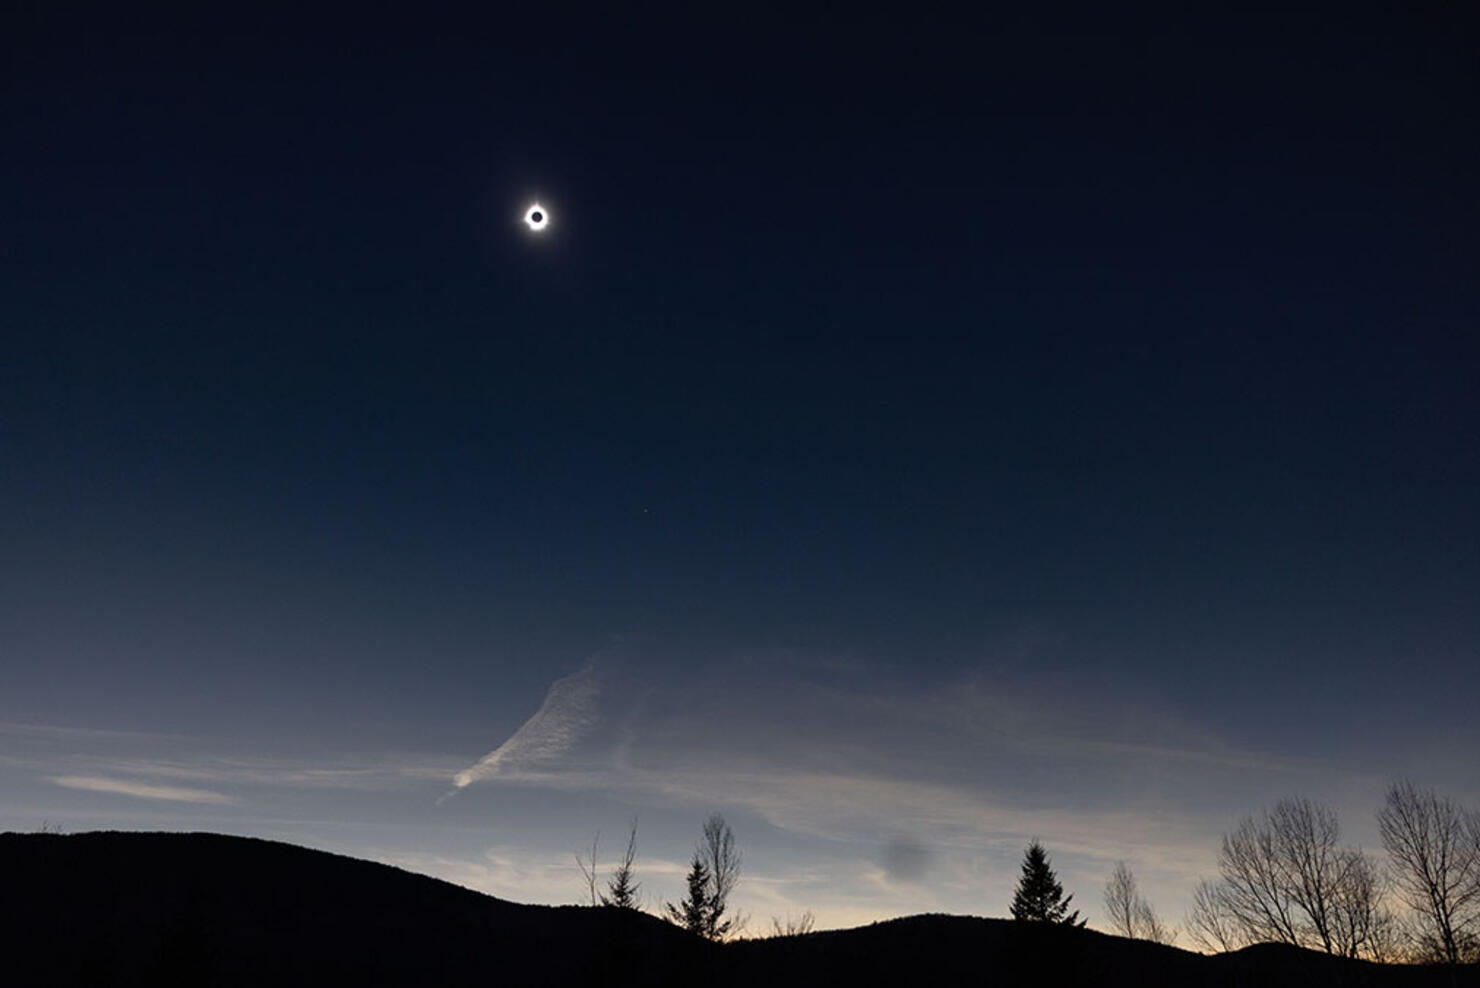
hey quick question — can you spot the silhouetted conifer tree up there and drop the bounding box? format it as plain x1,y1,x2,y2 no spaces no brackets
602,820,641,910
663,814,742,940
1010,840,1085,926
665,856,713,935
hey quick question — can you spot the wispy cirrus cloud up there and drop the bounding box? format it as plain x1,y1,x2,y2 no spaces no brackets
7,720,458,797
448,660,602,795
440,642,1382,922
49,775,237,805
447,645,1322,826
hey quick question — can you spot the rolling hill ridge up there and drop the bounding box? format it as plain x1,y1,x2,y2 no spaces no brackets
3,832,1476,987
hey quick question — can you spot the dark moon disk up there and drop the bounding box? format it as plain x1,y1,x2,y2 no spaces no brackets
524,203,550,231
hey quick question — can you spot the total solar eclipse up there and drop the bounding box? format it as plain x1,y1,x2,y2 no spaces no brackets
524,204,549,231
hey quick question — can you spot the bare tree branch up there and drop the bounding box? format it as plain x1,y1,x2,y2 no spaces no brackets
574,831,600,907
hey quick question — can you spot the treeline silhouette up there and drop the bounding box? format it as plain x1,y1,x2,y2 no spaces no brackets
4,779,1477,986
574,781,1480,967
3,829,1478,987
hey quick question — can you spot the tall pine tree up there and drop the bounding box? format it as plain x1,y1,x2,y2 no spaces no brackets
1009,840,1086,926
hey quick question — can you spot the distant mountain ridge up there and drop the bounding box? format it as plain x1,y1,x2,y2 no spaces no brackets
3,832,1476,987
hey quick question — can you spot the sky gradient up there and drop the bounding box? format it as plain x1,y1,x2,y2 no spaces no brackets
3,7,1477,932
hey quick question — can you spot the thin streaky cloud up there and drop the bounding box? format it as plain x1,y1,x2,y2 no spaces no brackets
48,775,237,805
0,721,179,741
88,757,459,790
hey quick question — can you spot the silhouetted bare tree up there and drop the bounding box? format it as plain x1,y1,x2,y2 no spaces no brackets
1198,796,1390,959
1104,861,1138,937
1218,810,1300,947
1135,897,1176,946
1330,847,1402,963
1229,797,1340,949
1378,780,1480,964
575,831,600,906
1186,879,1240,953
769,911,816,937
705,813,745,938
1103,861,1175,944
601,818,642,910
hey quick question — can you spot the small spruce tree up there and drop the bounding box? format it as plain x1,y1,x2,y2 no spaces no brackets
601,820,642,910
1010,840,1086,927
665,856,712,935
603,859,640,910
603,857,639,911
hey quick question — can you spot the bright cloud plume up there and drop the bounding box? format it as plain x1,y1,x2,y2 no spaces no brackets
450,659,602,791
49,775,237,805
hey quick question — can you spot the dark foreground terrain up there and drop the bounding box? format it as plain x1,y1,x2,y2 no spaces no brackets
3,832,1476,987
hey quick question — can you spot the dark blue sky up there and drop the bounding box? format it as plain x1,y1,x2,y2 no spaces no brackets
3,6,1476,927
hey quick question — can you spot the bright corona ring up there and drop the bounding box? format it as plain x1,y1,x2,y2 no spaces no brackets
524,203,549,232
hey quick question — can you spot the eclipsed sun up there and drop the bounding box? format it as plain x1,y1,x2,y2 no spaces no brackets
524,204,549,231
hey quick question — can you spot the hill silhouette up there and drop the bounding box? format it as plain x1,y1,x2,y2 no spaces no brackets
3,832,1477,987
2,832,702,987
